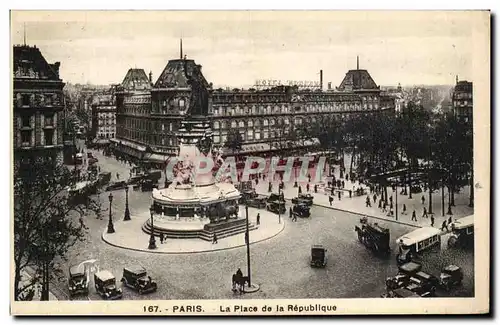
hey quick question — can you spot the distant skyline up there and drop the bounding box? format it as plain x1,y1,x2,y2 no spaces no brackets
11,11,475,88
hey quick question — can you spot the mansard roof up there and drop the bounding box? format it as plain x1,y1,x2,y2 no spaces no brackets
13,45,62,81
338,69,379,92
153,59,209,89
121,68,151,91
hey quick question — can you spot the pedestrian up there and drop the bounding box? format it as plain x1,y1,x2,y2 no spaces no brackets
212,233,218,244
441,220,448,232
331,187,334,196
338,191,341,200
289,207,293,218
448,216,453,227
430,215,435,227
383,201,388,212
411,210,417,221
390,201,393,210
308,175,311,183
314,184,318,193
378,199,382,209
402,204,407,215
373,193,377,204
422,207,428,218
349,190,352,198
299,186,302,194
255,178,259,185
389,196,393,204
256,213,260,226
366,196,371,207
160,233,164,244
292,213,297,222
342,180,345,188
306,183,310,192
346,174,349,181
268,181,272,193
329,196,333,206
421,195,425,205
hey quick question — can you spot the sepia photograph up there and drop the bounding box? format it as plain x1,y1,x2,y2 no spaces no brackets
9,10,490,315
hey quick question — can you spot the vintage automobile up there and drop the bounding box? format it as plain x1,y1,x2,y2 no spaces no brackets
310,245,327,268
146,169,162,183
120,265,157,294
381,288,422,298
105,181,129,192
439,265,464,290
68,264,89,296
292,203,311,218
448,215,474,248
74,153,83,165
267,201,286,214
405,275,437,297
291,193,314,206
141,179,159,192
98,172,112,186
239,189,267,209
88,157,99,165
127,174,146,185
267,193,285,204
355,217,390,256
87,152,94,159
94,270,123,300
396,227,442,265
386,262,422,290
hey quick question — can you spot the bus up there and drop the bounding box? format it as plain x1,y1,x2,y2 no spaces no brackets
396,227,441,265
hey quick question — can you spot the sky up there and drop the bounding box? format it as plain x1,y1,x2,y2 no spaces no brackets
11,11,479,88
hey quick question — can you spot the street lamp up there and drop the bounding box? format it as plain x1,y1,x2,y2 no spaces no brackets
245,205,252,287
278,186,282,224
107,193,115,234
148,205,157,249
123,186,131,221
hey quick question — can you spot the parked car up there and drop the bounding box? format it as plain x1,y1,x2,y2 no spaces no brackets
267,193,285,204
98,172,112,186
439,265,463,290
266,201,286,214
127,174,146,185
88,157,99,165
239,190,267,208
105,181,128,192
120,265,157,294
141,179,159,192
310,245,327,268
68,264,89,297
291,193,314,206
292,203,311,218
94,270,122,300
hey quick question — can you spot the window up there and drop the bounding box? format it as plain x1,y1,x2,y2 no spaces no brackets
21,130,31,146
284,118,290,125
162,123,165,131
220,121,226,129
179,99,185,108
247,120,253,128
44,129,54,145
162,138,165,145
264,130,269,139
21,115,30,128
238,121,245,128
231,121,237,128
214,135,220,144
22,94,30,106
254,120,260,127
247,129,254,140
255,131,261,140
263,119,269,126
214,121,220,129
169,123,173,131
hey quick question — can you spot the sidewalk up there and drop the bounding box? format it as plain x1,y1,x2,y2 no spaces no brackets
254,164,473,229
102,207,285,254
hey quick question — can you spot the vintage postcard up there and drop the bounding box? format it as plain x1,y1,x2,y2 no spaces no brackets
10,10,490,315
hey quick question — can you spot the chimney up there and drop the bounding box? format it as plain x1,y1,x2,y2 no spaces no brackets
319,70,323,91
53,62,61,77
149,71,153,84
328,82,332,90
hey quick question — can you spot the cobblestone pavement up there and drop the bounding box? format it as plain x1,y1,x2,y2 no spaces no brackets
47,148,473,300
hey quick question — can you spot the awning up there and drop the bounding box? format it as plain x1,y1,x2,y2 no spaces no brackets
111,138,146,152
144,153,170,163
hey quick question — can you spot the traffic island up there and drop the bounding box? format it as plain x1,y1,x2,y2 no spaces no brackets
102,206,285,254
243,283,260,293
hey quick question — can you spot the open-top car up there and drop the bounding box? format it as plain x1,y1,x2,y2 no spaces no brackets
439,265,463,290
68,264,89,297
292,203,311,218
105,181,128,192
94,270,122,300
310,245,327,267
291,193,314,206
120,265,157,294
239,189,267,209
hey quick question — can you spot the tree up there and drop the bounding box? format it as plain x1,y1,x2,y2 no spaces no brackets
224,129,243,156
14,157,99,301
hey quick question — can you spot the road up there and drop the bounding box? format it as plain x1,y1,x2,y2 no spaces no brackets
50,141,474,300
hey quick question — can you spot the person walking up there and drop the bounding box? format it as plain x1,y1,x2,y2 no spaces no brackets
430,215,435,227
256,213,260,226
308,175,311,183
366,196,371,207
342,180,345,188
314,184,318,193
159,233,164,244
411,210,417,221
421,195,425,205
331,186,334,196
299,186,302,195
373,194,377,204
292,213,297,222
378,199,382,209
212,233,218,244
306,183,310,192
402,204,407,215
389,196,393,205
349,189,352,198
383,201,388,213
289,207,293,218
329,196,333,206
338,191,341,201
268,181,272,193
441,220,448,232
422,207,428,218
448,216,453,226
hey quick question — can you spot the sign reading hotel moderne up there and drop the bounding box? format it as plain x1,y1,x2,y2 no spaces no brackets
255,79,321,89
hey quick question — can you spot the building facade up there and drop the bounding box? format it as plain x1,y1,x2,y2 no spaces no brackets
91,93,116,140
452,78,473,124
112,54,395,164
13,45,65,165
